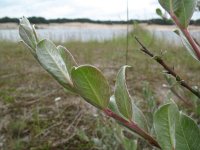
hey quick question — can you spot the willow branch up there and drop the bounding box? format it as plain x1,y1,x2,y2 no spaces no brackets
135,37,200,99
103,108,161,148
170,13,200,60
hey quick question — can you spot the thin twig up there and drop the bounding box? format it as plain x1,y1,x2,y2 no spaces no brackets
65,110,83,132
170,88,193,107
135,36,200,99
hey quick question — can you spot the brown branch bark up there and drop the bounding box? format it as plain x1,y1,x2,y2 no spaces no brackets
135,37,200,99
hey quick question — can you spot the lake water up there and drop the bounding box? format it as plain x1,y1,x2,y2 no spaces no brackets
150,29,200,46
0,28,127,42
0,27,200,44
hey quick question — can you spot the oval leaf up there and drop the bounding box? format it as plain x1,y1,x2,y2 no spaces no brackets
36,39,75,91
156,8,163,18
175,30,198,60
71,65,110,109
132,103,149,132
19,17,38,53
109,96,148,131
158,0,197,28
176,113,200,150
114,65,132,120
153,103,179,150
57,45,78,73
19,25,37,54
20,16,32,28
108,95,122,117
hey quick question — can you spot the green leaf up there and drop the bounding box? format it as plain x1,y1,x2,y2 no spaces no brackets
114,65,132,120
20,16,32,28
71,65,110,109
19,17,38,54
108,95,148,131
156,8,163,18
108,95,122,117
32,24,39,42
158,0,197,28
19,25,37,54
36,39,76,91
57,45,77,73
176,113,200,150
175,30,198,60
132,103,149,132
153,103,179,150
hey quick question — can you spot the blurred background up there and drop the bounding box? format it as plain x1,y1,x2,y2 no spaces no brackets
0,0,200,150
0,0,200,42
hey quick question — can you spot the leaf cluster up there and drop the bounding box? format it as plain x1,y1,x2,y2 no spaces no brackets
18,0,200,148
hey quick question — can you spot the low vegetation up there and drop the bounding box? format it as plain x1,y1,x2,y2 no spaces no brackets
1,1,200,149
0,21,200,149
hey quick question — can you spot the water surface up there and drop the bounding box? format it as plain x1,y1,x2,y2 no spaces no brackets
1,27,200,44
0,28,127,42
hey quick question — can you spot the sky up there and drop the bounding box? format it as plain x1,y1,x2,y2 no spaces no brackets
0,0,199,20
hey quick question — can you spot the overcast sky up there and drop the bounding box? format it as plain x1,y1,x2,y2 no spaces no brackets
0,0,199,20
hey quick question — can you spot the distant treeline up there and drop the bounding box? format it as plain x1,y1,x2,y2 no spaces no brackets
1,16,200,25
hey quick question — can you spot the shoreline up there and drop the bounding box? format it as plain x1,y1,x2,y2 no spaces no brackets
0,22,131,30
0,22,200,31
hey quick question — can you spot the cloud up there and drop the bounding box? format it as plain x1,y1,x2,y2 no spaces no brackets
0,0,199,20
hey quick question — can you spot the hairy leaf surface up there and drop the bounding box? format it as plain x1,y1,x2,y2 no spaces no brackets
36,39,75,91
132,103,149,132
19,23,37,54
108,95,122,117
176,113,200,150
114,65,132,120
154,103,179,150
57,45,77,73
175,30,198,60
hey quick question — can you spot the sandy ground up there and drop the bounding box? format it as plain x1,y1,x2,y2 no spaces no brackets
0,22,131,30
1,22,200,31
0,23,19,29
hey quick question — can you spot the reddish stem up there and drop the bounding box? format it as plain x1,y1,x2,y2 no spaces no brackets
170,13,200,60
103,108,161,149
182,28,200,60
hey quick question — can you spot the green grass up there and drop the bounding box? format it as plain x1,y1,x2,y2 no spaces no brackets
0,26,200,149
